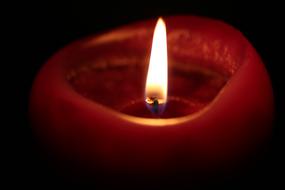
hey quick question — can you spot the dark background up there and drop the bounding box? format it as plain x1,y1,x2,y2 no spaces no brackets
8,0,284,188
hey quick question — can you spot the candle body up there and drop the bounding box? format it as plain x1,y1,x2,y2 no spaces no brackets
30,16,273,179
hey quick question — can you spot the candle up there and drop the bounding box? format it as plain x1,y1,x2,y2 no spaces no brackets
30,16,273,181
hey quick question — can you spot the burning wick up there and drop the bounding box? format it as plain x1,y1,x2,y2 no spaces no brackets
145,18,168,115
145,97,160,114
145,96,166,116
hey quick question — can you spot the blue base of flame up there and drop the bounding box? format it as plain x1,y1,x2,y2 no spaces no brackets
146,101,167,116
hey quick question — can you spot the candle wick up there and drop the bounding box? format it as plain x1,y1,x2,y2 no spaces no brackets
152,99,159,114
146,97,163,116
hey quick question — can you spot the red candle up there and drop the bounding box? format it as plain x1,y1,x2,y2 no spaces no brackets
30,16,273,180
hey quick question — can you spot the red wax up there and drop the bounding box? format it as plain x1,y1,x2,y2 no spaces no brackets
30,16,273,179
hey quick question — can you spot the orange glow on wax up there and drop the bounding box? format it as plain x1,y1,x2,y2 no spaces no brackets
145,18,168,114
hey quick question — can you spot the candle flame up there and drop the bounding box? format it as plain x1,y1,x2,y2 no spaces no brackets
145,18,168,114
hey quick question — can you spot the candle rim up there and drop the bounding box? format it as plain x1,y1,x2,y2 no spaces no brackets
33,15,265,127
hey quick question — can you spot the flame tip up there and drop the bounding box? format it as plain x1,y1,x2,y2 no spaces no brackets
157,17,165,24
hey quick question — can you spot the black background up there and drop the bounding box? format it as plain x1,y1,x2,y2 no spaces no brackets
8,0,284,188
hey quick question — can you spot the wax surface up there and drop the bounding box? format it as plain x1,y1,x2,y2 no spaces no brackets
68,61,227,117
